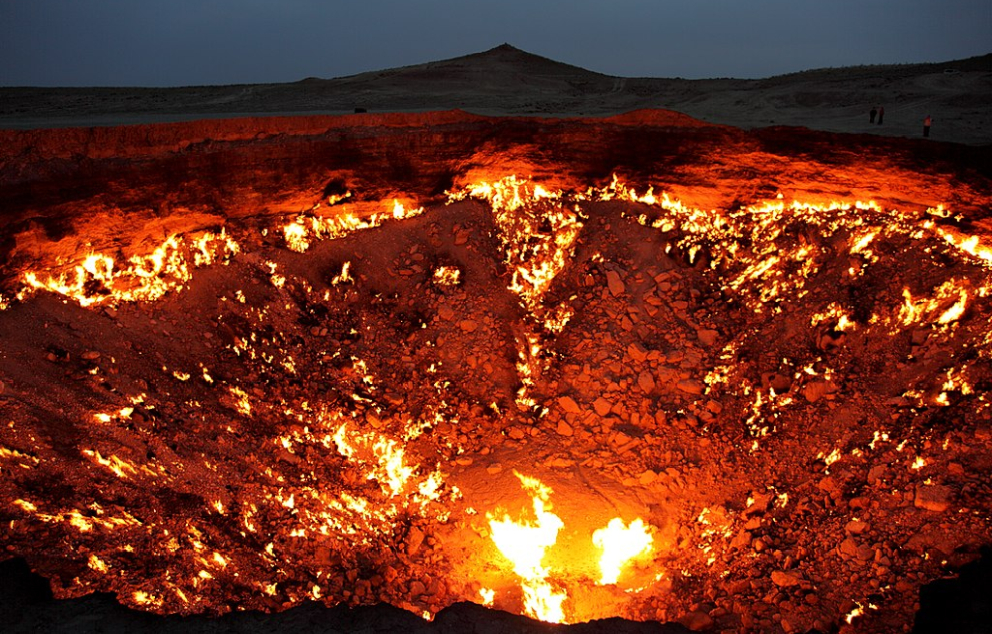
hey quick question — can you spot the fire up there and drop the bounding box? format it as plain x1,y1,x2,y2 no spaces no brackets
432,266,461,286
88,554,109,573
592,518,653,585
330,261,353,285
283,221,310,253
448,176,583,329
282,200,425,253
478,587,495,606
897,279,971,328
934,225,992,264
332,422,415,497
82,450,138,479
487,472,567,623
228,386,252,417
20,231,239,307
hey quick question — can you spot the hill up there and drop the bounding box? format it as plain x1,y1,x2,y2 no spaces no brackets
0,45,989,144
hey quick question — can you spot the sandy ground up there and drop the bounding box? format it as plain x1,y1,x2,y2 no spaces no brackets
1,44,990,145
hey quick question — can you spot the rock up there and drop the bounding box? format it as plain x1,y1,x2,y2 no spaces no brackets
558,396,581,414
81,350,101,360
382,565,398,583
315,545,333,565
817,330,846,351
866,465,887,484
507,427,526,440
556,420,573,437
637,371,656,393
771,570,802,587
803,381,828,402
651,367,674,388
678,610,714,631
639,470,657,485
839,537,860,558
277,448,300,465
696,329,719,347
803,381,837,403
406,526,425,556
676,380,704,395
438,305,455,320
817,476,840,495
408,580,427,597
627,342,648,362
761,372,792,393
458,319,478,332
730,530,752,550
593,397,612,417
914,483,953,512
606,270,625,297
745,492,772,515
844,519,869,535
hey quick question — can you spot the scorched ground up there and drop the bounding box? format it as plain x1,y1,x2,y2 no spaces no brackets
1,111,991,633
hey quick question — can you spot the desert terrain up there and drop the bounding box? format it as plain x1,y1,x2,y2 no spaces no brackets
1,44,990,145
1,46,991,634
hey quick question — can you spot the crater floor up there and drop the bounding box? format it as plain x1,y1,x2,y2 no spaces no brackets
2,110,992,633
1,172,990,633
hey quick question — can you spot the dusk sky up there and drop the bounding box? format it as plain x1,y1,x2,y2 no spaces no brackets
1,0,989,87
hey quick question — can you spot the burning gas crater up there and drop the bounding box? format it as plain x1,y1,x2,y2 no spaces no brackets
1,174,991,631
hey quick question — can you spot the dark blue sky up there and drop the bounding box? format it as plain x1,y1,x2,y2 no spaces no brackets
1,0,989,86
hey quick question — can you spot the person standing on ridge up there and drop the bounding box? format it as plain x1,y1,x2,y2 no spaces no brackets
869,106,878,123
877,106,884,125
924,115,932,137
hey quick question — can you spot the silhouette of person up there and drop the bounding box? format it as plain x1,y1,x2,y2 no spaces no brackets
870,106,877,123
877,106,884,125
924,115,932,137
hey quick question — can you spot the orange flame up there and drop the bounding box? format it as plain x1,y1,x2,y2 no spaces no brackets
592,518,653,585
487,472,567,623
20,231,239,307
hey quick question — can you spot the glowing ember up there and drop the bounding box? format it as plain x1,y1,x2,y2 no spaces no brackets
592,518,654,585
